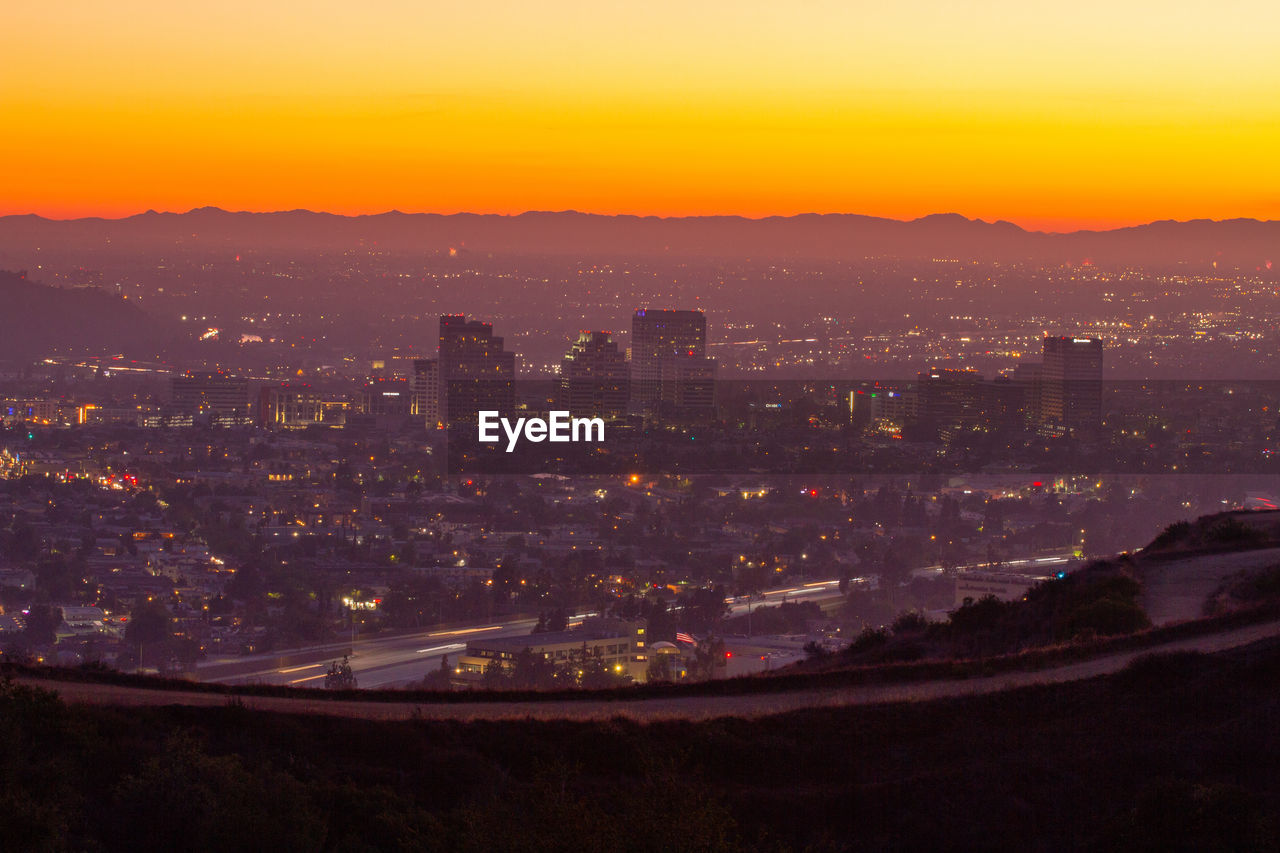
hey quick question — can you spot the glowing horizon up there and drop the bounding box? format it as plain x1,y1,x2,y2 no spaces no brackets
4,1,1278,232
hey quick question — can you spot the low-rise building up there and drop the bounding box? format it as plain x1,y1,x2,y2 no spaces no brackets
954,570,1054,607
457,617,648,681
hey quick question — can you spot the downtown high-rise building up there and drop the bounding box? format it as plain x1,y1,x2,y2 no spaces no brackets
412,358,440,428
629,309,716,413
558,331,629,418
437,315,515,425
1040,335,1103,437
916,366,984,440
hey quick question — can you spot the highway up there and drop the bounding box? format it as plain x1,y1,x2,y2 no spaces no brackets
198,618,547,689
194,552,1077,690
29,617,1280,722
195,582,854,691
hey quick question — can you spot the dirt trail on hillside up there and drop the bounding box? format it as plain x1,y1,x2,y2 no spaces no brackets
1140,547,1280,625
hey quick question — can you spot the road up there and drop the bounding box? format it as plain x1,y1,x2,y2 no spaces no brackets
23,617,1280,722
195,581,855,691
193,552,1078,690
197,617,548,689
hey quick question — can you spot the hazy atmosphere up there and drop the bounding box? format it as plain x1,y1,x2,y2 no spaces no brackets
3,3,1280,852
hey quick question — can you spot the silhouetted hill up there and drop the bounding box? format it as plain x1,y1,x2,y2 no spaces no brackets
3,636,1278,850
2,208,1278,266
1142,509,1280,556
0,270,167,360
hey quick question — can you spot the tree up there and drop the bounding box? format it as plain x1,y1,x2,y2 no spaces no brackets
421,655,454,690
4,523,40,561
734,561,771,600
642,595,675,641
207,594,234,616
226,564,265,604
33,556,78,601
482,658,507,688
579,654,623,689
381,575,446,630
878,546,911,609
111,733,323,851
21,604,60,647
171,637,204,670
612,594,641,620
512,647,556,689
683,585,729,632
125,600,172,651
1061,597,1150,639
802,640,830,660
647,653,674,682
691,636,726,680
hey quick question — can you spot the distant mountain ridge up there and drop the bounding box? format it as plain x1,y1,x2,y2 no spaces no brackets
1,208,1277,266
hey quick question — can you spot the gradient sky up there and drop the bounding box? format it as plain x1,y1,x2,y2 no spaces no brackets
3,1,1278,230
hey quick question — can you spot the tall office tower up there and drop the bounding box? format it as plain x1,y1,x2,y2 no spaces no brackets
1011,362,1044,429
980,375,1029,434
1040,336,1103,437
438,315,516,425
412,358,440,427
558,331,629,418
629,309,716,413
170,371,253,426
916,367,984,441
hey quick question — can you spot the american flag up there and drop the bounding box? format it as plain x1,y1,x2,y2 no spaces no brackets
675,632,696,644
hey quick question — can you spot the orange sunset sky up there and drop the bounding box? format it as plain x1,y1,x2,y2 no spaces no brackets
3,0,1278,231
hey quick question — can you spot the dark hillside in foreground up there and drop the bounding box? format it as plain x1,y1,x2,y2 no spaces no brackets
1141,509,1280,557
3,637,1278,851
805,509,1280,672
